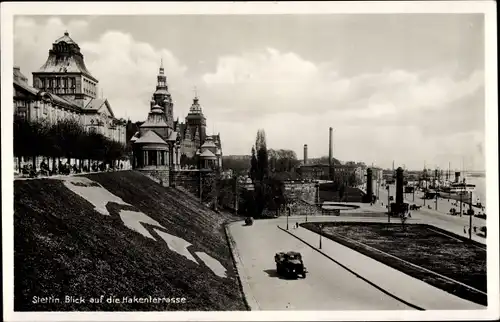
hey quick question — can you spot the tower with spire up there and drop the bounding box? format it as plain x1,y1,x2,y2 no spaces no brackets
185,88,207,145
150,59,174,128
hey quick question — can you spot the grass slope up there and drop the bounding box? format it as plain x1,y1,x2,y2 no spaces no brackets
302,222,487,306
14,171,247,311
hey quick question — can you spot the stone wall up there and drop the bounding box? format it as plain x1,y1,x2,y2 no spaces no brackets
171,169,216,202
138,168,170,187
284,182,317,204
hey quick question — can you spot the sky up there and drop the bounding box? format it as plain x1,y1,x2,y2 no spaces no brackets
13,14,486,171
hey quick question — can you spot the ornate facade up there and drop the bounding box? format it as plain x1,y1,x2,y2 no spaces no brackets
13,32,126,144
132,63,223,177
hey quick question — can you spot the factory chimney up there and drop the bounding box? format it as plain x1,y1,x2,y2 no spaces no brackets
329,127,333,180
303,144,308,165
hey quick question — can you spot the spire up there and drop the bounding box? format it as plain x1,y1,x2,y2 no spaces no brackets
189,90,202,113
159,58,164,75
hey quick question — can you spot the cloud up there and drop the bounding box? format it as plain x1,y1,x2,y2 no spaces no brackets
201,48,484,121
14,16,90,82
14,17,193,122
13,17,486,170
79,31,191,121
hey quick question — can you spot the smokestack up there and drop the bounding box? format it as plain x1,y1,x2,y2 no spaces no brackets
303,144,308,165
329,127,333,180
396,167,404,205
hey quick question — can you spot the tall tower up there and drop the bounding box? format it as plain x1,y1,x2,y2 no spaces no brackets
185,93,207,146
33,31,98,106
151,59,173,128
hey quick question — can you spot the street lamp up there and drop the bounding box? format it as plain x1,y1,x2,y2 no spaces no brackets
435,190,438,210
469,191,473,239
319,224,324,249
387,185,391,223
286,206,289,230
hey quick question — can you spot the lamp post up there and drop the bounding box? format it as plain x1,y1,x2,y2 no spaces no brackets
319,224,323,249
387,185,390,223
286,206,289,230
435,189,438,210
469,191,473,239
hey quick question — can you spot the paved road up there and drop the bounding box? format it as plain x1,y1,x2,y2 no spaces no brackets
229,219,413,310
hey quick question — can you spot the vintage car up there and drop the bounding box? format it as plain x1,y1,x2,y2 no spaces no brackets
275,251,307,278
244,217,254,226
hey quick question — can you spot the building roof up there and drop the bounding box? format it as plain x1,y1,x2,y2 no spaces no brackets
134,130,167,145
84,98,106,110
201,136,217,148
54,32,77,45
140,118,170,128
35,32,97,82
199,149,217,159
154,89,170,96
167,131,178,141
13,78,39,96
189,96,203,113
151,105,164,114
13,67,28,83
13,71,79,112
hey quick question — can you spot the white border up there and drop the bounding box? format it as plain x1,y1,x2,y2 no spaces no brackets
1,1,498,321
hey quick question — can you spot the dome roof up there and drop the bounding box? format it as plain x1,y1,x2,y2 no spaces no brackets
54,31,76,45
189,97,203,114
151,104,163,113
134,130,167,145
199,150,217,159
201,136,217,148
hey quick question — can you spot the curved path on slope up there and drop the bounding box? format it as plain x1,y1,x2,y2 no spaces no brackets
228,217,412,310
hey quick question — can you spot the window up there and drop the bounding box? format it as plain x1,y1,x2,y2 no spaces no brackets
89,126,96,133
41,78,45,89
64,78,68,88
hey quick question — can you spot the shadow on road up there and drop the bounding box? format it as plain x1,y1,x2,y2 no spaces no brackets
263,269,300,280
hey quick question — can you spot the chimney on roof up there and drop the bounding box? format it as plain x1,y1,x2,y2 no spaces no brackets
303,144,308,165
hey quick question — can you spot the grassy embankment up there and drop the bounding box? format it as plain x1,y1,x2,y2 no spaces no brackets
14,170,247,311
302,222,487,306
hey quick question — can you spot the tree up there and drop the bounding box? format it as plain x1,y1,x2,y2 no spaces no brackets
255,129,268,181
250,146,258,181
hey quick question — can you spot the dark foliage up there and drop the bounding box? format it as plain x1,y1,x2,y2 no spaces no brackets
14,118,127,170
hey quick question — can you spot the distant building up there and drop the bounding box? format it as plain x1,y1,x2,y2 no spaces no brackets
13,31,126,144
299,162,364,185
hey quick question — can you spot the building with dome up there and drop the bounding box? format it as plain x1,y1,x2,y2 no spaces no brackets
131,62,223,184
13,31,126,144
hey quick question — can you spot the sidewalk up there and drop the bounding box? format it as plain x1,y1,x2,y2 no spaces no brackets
280,224,485,310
